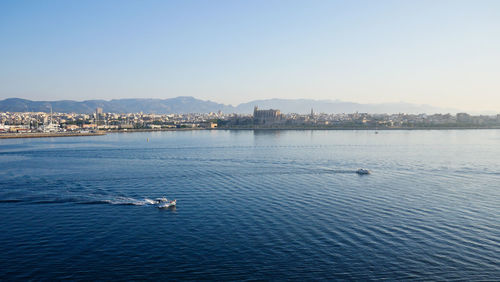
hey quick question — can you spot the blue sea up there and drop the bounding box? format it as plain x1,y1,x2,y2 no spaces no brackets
1,130,499,280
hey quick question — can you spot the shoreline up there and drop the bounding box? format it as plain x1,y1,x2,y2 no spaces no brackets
0,132,107,139
218,126,500,131
2,126,500,139
106,128,205,133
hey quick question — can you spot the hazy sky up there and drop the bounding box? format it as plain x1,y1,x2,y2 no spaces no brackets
1,0,499,111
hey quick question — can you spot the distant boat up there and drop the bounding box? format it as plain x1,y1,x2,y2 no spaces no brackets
157,199,176,208
356,169,371,175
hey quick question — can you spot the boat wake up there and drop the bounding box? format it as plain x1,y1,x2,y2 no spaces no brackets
321,168,364,174
82,197,159,206
80,196,170,206
0,195,163,207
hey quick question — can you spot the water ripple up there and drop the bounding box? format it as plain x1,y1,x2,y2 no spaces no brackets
1,130,499,280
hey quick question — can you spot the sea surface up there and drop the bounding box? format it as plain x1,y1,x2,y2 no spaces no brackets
1,130,499,280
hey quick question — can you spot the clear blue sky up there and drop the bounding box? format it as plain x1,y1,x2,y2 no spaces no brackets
1,0,499,111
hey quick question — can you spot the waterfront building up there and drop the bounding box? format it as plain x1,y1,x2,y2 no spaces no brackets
457,113,471,123
253,106,283,125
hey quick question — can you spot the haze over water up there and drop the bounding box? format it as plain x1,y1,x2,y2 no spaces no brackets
0,130,499,280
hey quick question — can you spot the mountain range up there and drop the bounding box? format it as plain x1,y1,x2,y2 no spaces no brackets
0,97,461,114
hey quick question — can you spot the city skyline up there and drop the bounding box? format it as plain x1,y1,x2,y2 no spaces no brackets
1,0,499,112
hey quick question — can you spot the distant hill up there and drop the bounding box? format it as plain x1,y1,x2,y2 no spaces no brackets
235,99,460,114
0,97,461,114
0,97,234,114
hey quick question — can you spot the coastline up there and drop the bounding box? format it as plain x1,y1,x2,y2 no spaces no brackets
106,128,205,133
0,132,107,139
2,126,500,139
216,126,500,131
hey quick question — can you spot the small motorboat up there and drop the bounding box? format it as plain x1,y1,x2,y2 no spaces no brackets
155,197,168,204
157,199,176,209
356,169,371,175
